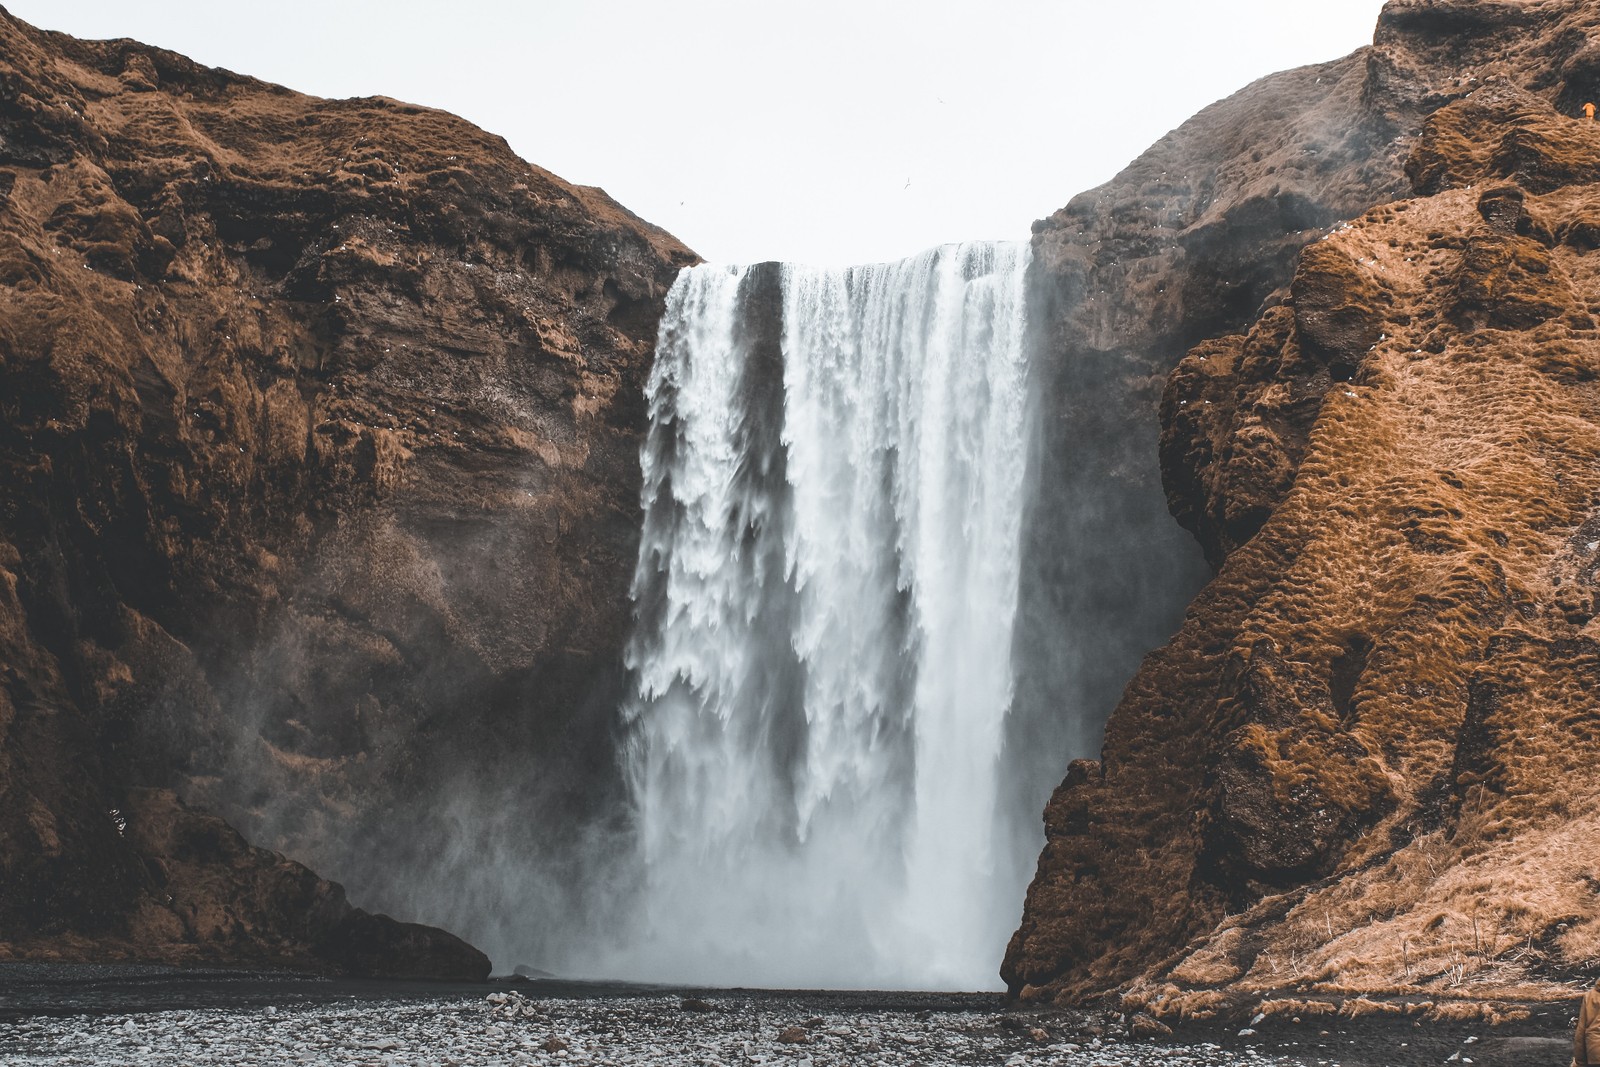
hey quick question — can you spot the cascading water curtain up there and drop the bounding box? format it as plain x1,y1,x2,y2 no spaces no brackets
618,242,1031,989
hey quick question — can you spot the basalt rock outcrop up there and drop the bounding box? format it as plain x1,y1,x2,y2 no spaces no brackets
107,788,489,979
0,7,693,971
1009,0,1600,1009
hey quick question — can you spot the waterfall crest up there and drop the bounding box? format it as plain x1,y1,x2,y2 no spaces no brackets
619,242,1032,989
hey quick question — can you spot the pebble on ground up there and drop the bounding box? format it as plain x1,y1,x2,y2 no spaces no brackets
4,991,1317,1066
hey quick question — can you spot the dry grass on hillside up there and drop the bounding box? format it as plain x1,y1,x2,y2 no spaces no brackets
1153,115,1600,1005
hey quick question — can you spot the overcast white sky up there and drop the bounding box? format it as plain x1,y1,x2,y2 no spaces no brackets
14,1,1390,265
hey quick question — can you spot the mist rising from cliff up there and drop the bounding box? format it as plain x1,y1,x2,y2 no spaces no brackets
998,269,1213,860
187,515,639,976
195,234,1208,986
605,245,1036,988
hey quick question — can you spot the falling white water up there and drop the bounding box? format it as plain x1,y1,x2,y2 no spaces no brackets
618,242,1032,990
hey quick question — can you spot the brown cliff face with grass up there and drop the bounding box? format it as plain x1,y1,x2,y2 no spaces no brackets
1008,0,1600,1011
1006,0,1416,833
14,0,1600,998
0,7,693,971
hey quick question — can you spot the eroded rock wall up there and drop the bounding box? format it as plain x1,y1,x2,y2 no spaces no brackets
0,7,693,969
1006,21,1414,835
1010,0,1600,1009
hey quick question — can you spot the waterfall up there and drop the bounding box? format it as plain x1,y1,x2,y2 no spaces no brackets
618,241,1033,989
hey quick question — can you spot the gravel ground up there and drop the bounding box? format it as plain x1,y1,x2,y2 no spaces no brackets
2,989,1314,1067
0,966,1578,1066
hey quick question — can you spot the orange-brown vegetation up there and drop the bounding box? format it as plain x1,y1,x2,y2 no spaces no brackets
1010,0,1600,1008
0,7,692,970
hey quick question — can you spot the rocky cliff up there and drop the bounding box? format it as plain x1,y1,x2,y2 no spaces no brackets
0,7,693,973
1009,0,1600,1009
14,0,1600,1002
1006,6,1413,847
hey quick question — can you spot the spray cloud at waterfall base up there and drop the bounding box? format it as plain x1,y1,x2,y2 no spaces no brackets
609,243,1042,989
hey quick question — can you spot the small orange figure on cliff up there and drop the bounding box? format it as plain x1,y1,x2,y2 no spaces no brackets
1585,101,1596,120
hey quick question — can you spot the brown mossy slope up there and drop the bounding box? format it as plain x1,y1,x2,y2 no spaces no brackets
0,7,693,969
1009,0,1600,1009
1009,0,1418,806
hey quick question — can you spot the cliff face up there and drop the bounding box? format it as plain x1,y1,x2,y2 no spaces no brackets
16,0,1600,1000
1006,12,1414,835
1009,0,1600,1007
0,7,693,970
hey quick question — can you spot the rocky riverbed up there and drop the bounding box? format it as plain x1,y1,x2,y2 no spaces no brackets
0,991,1295,1067
0,966,1578,1067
